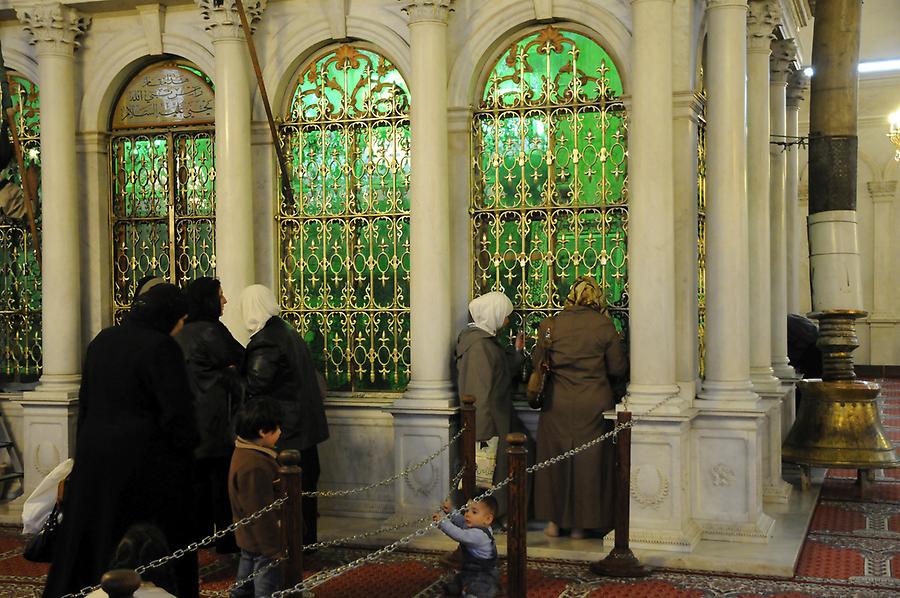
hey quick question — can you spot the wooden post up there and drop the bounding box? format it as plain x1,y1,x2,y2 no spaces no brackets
278,449,304,592
590,411,651,577
461,394,477,501
506,432,528,598
100,569,141,598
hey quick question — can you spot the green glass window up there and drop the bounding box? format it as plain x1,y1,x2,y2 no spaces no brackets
472,27,628,347
109,60,216,322
279,45,411,392
0,73,41,382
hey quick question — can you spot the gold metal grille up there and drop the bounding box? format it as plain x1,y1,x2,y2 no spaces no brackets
109,61,216,322
471,27,628,348
697,87,707,378
109,130,216,321
278,45,411,392
1,73,41,381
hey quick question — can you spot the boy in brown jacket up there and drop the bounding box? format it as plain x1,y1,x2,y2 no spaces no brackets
228,399,283,597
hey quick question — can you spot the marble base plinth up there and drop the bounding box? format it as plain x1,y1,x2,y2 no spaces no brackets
759,387,793,505
603,409,701,553
20,386,78,497
384,398,458,523
691,409,775,543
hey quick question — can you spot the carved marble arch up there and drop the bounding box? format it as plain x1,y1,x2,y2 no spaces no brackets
277,44,411,393
470,26,629,351
0,72,41,382
107,59,216,323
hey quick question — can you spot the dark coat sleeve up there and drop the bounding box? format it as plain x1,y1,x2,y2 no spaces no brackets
602,319,628,378
244,337,284,399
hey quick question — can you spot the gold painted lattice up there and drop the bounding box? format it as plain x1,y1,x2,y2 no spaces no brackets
109,62,216,322
471,27,628,349
278,45,411,392
0,73,41,381
697,86,707,378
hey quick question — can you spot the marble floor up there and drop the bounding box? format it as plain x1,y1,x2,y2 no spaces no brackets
317,471,821,578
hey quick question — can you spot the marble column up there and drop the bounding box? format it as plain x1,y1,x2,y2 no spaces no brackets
746,0,780,392
16,2,90,495
867,181,898,365
386,0,456,522
769,39,796,380
612,0,700,554
401,0,454,406
698,0,757,409
627,0,680,411
785,70,808,315
198,0,263,344
694,0,773,543
672,91,701,401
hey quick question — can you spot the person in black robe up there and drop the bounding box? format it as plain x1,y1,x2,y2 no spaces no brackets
175,277,244,554
42,283,199,598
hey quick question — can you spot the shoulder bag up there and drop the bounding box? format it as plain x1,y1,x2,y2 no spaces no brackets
526,318,555,410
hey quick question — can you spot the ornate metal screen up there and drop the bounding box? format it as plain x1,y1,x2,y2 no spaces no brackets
109,61,216,322
471,27,628,347
0,74,41,381
278,45,411,392
697,86,707,377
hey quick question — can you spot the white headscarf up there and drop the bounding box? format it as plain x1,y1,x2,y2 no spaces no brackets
468,292,514,336
241,284,281,337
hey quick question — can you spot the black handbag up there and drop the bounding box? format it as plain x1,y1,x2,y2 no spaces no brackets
23,502,62,562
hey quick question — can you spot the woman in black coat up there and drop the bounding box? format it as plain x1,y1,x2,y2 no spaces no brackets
240,284,329,545
175,277,244,553
43,283,199,598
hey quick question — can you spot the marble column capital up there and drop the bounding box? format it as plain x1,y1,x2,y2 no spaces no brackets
769,38,796,83
867,180,897,203
400,0,453,24
747,0,780,49
707,0,748,10
197,0,267,41
15,2,90,56
786,69,809,107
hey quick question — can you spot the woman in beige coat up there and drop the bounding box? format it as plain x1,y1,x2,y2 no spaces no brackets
533,276,627,538
455,291,525,523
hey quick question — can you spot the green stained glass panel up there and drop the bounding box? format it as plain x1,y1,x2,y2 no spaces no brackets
280,45,410,392
473,27,629,346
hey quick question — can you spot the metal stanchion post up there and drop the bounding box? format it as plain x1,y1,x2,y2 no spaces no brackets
591,411,651,577
278,449,304,592
100,569,141,598
506,432,528,598
461,394,477,501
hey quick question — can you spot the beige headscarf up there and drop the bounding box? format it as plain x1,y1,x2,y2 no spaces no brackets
241,284,281,337
468,291,514,336
565,276,607,312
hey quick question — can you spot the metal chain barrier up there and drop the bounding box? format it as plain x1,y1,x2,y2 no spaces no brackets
276,471,510,596
274,392,678,594
207,555,285,597
526,393,678,475
301,426,466,498
304,466,467,552
59,496,288,598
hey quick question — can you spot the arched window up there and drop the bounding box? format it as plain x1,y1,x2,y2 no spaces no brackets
472,26,628,346
278,45,411,392
109,59,216,322
0,73,41,381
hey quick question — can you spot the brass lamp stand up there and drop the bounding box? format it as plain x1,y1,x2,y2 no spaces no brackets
782,310,900,495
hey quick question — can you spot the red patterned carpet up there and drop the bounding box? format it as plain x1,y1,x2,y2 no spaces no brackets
1,378,898,597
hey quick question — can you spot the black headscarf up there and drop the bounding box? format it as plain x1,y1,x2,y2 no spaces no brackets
185,277,222,323
130,283,187,334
